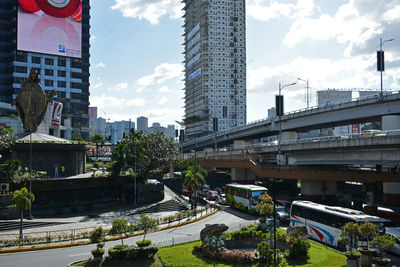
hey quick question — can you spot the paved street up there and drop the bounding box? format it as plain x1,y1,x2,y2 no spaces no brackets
0,208,257,267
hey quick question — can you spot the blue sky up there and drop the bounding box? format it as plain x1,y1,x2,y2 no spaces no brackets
89,0,400,127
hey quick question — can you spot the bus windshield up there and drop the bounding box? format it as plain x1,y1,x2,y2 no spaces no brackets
252,190,268,203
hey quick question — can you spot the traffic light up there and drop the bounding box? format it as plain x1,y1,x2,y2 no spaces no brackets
275,95,284,116
377,51,385,71
213,117,218,132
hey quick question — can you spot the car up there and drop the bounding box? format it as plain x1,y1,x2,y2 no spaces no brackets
276,199,291,213
202,184,210,196
207,190,219,201
361,129,386,137
217,193,226,204
386,227,400,256
275,206,290,225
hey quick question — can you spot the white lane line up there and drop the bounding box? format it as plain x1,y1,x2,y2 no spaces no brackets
69,253,90,257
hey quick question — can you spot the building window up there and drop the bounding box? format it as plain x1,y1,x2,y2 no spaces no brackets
58,81,66,88
15,66,27,73
58,58,66,67
71,72,81,79
45,69,54,76
45,58,54,65
44,80,54,86
16,53,27,62
32,56,40,64
58,70,66,77
70,82,81,89
71,60,80,68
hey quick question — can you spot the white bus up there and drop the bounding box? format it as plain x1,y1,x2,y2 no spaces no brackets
225,183,268,214
290,201,389,247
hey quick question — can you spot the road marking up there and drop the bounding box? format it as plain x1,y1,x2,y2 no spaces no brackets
69,253,90,257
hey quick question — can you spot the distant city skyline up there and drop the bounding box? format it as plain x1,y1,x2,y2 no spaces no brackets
89,0,400,128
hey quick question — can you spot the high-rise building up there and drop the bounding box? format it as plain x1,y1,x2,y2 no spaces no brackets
183,0,247,139
0,1,90,140
137,116,148,132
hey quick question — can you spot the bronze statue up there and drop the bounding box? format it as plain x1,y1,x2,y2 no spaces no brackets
14,68,56,132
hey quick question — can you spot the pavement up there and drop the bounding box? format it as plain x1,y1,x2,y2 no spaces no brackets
0,183,205,237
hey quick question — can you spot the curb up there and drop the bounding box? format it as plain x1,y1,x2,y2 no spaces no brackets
0,208,218,254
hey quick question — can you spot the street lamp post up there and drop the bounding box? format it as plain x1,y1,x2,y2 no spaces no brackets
190,149,197,209
277,82,296,165
297,78,310,108
378,38,394,96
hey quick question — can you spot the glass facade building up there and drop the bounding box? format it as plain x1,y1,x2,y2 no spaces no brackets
0,1,90,139
183,0,246,139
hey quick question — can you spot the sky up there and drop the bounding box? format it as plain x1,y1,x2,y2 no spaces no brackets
89,0,400,128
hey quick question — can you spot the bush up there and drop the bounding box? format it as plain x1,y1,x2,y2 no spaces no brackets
256,241,274,264
108,245,129,260
136,239,152,247
108,244,159,260
286,237,311,264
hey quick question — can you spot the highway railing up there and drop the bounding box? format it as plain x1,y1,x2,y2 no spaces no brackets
0,205,217,249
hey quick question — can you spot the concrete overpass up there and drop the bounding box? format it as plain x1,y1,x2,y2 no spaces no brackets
184,133,400,205
182,91,400,151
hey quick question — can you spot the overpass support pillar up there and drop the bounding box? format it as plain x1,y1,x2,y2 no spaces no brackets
382,115,400,206
300,180,337,203
231,168,256,184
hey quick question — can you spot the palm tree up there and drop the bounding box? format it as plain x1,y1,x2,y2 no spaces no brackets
12,187,35,243
183,161,207,209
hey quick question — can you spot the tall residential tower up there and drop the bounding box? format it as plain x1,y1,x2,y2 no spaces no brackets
0,0,90,139
183,0,246,139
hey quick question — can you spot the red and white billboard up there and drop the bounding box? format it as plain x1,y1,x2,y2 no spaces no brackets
51,101,63,128
17,0,82,58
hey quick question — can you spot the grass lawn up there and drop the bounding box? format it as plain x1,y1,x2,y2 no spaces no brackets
70,255,163,267
71,240,347,267
158,241,347,267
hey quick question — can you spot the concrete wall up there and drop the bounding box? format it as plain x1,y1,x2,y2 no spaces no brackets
8,143,86,177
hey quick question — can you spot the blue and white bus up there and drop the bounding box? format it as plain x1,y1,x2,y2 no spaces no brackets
290,201,389,247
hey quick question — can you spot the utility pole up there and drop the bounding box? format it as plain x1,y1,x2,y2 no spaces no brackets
378,37,394,96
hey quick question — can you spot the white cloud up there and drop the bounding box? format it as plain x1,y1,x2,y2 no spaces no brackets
136,63,183,87
90,35,96,43
108,82,128,92
159,86,170,92
91,94,145,109
111,0,183,24
283,0,399,57
92,82,103,89
95,62,106,68
246,0,315,22
247,55,380,97
158,96,168,105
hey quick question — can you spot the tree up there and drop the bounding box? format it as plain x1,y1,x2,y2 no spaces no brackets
256,194,273,220
90,134,105,144
370,234,395,259
89,226,106,251
138,214,157,241
108,218,132,245
358,221,379,249
12,187,35,242
111,130,179,182
0,126,16,152
183,160,207,209
340,222,359,254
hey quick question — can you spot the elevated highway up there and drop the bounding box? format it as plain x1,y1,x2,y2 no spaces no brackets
189,134,400,183
182,91,400,151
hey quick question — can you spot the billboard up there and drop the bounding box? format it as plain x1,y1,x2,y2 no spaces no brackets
317,90,352,107
17,0,82,58
51,101,63,128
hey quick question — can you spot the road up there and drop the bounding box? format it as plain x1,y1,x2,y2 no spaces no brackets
0,207,257,267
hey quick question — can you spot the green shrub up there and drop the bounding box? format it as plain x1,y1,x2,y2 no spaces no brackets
108,244,129,260
286,237,311,264
256,241,274,264
136,239,152,247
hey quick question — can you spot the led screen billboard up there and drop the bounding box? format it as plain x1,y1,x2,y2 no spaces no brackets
17,0,82,58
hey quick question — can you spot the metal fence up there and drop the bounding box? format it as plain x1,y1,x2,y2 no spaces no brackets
0,205,217,249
